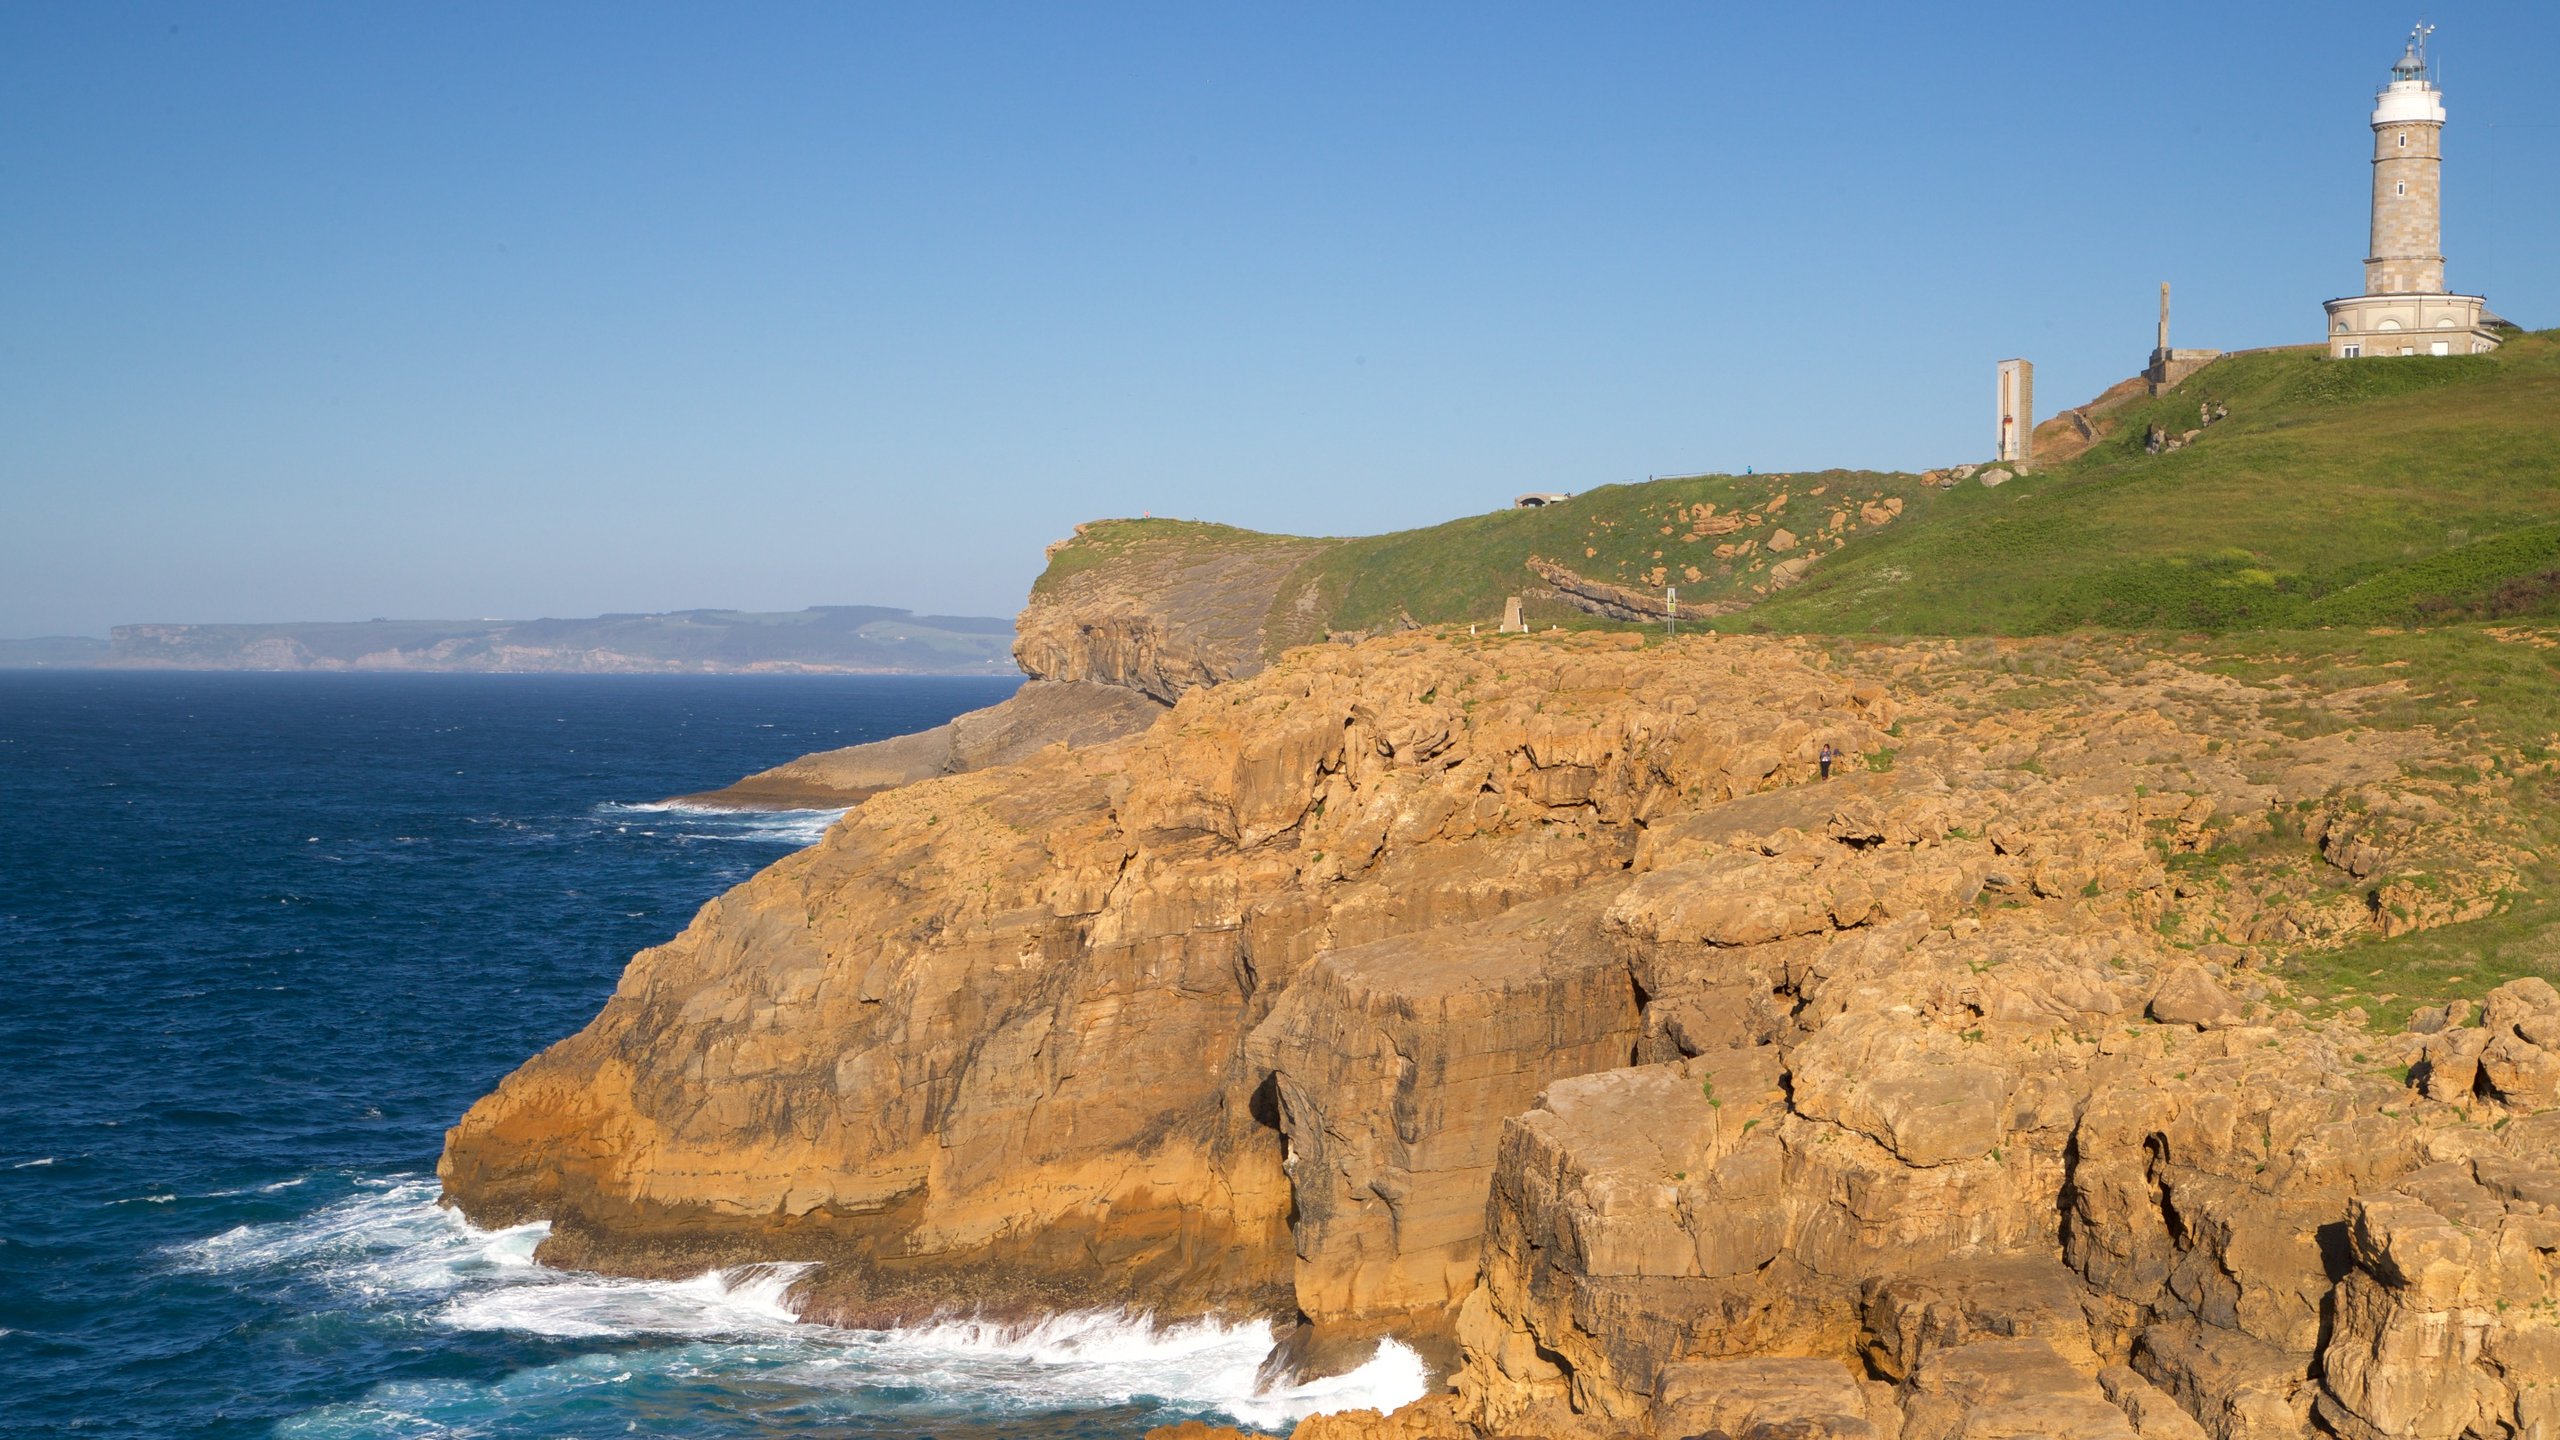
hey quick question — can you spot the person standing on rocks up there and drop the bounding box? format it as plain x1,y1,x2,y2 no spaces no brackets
1819,742,1835,780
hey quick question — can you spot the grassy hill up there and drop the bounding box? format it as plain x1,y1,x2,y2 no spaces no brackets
1051,468,1958,658
1040,329,2560,647
1273,468,1944,644
1748,330,2560,634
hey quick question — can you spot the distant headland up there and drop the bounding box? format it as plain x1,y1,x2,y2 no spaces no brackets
0,605,1017,675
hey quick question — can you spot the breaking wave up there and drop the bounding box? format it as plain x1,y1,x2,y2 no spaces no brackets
179,1179,1426,1436
596,799,847,848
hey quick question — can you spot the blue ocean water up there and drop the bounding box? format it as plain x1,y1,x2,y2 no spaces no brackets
0,673,1420,1439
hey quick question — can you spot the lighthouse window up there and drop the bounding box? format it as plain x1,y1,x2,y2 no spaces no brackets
2396,182,2407,195
2398,134,2408,148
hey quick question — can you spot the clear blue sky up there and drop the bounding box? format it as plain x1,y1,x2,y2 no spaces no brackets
4,2,2553,636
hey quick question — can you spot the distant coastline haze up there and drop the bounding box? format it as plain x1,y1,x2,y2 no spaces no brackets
0,606,1016,673
4,2,2554,638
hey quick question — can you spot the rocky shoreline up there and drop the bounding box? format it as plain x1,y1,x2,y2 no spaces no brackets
444,550,2560,1438
669,679,1166,810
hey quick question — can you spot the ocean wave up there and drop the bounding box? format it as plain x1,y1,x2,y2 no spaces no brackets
198,1175,313,1198
207,1181,1424,1433
594,800,846,848
840,1311,1430,1429
437,1259,812,1338
167,1178,542,1296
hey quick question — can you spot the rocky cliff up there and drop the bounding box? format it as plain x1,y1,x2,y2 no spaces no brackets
1013,520,1343,703
444,619,2560,1439
674,679,1167,809
674,520,1325,808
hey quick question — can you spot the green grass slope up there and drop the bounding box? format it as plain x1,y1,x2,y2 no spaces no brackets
1278,469,1944,643
1742,330,2560,634
1035,331,2558,649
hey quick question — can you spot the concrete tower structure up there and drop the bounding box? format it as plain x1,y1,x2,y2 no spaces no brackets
1995,359,2033,464
2323,26,2501,358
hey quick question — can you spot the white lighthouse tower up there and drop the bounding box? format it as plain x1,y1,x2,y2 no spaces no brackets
2322,26,2501,358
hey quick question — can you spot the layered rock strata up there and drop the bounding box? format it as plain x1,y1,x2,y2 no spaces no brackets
1013,522,1339,703
682,520,1329,809
444,628,2559,1438
1525,558,1750,623
674,679,1165,809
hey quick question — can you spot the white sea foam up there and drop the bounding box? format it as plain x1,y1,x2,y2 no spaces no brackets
204,1181,1425,1432
437,1259,813,1338
168,1179,539,1297
201,1183,264,1197
1240,1338,1432,1430
606,800,723,815
11,1157,56,1168
833,1311,1430,1427
595,800,846,848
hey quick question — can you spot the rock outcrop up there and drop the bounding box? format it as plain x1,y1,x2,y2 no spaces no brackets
1526,557,1751,624
1013,521,1340,703
673,679,1166,809
680,519,1338,809
443,626,2559,1439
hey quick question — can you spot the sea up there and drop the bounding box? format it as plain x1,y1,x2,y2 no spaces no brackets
0,672,1423,1439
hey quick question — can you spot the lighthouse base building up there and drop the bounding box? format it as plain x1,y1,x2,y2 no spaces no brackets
2324,292,2497,359
2323,28,2501,359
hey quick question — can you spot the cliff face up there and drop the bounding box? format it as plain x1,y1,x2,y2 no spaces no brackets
674,679,1166,809
1012,522,1340,702
443,626,2560,1439
670,520,1331,811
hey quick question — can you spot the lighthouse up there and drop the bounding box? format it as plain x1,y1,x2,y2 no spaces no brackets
2322,26,2502,358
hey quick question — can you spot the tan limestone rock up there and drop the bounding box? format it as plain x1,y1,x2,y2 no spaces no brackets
1289,1395,1481,1440
1650,1356,1879,1439
1015,523,1337,702
1861,1256,2100,1382
2147,965,2243,1029
1901,1339,2135,1440
436,625,2560,1440
2097,1366,2210,1440
2315,1157,2560,1440
674,679,1167,809
1245,890,1643,1327
2131,1321,2314,1440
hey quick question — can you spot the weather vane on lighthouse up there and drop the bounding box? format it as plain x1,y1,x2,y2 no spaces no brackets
2396,22,2435,77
